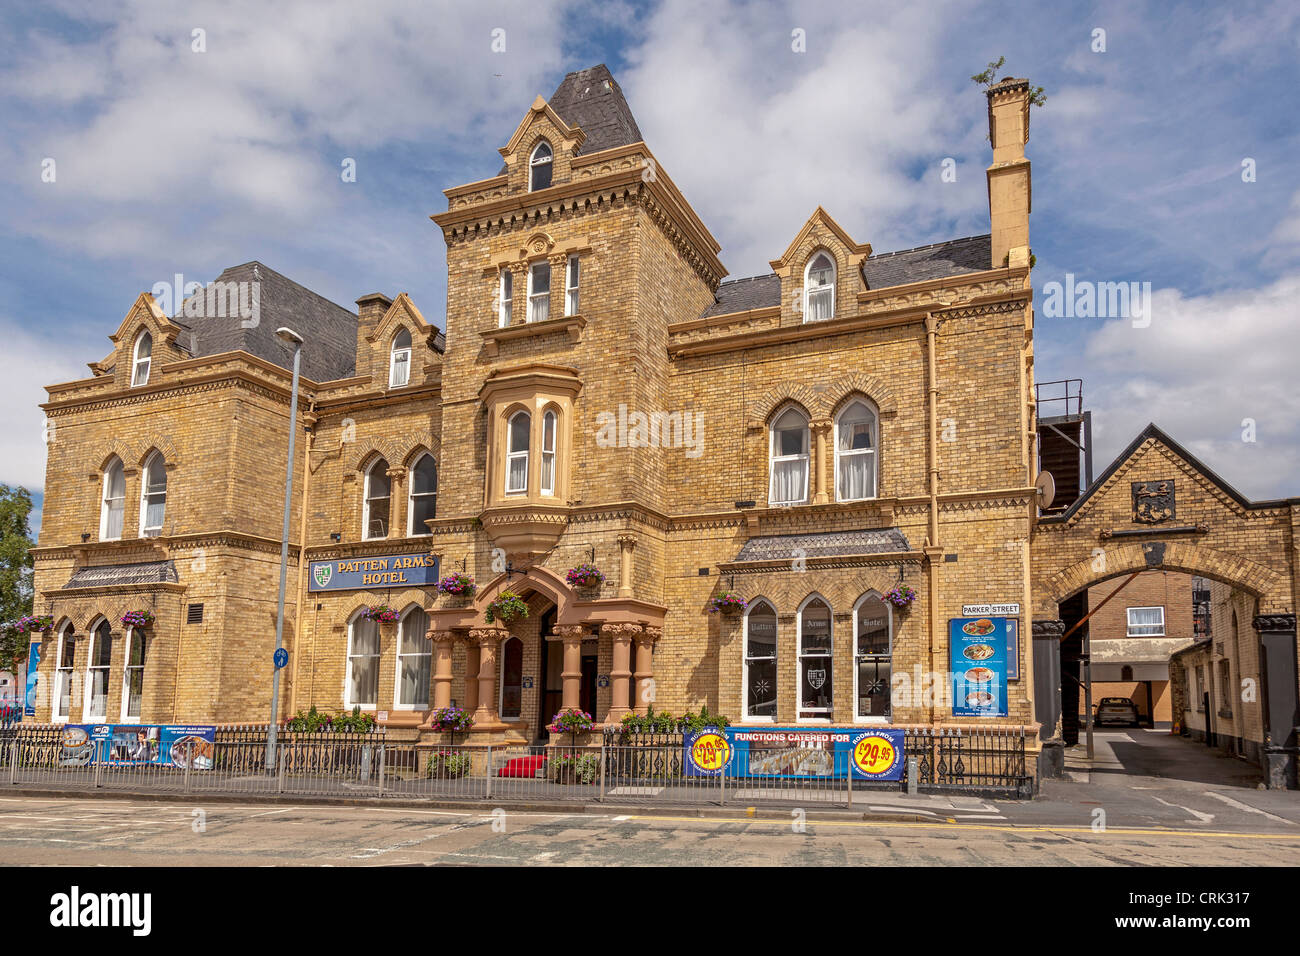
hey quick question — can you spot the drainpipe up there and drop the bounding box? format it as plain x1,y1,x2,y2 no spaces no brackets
924,309,946,724
288,404,317,717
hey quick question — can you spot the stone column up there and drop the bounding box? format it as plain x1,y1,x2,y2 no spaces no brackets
469,627,506,724
1252,613,1299,790
462,641,481,715
616,534,637,598
811,419,832,504
633,627,661,715
555,625,586,711
386,466,406,538
603,623,640,722
429,630,457,710
1031,619,1066,779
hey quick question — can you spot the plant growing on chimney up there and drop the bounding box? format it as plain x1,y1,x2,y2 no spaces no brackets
971,56,1047,106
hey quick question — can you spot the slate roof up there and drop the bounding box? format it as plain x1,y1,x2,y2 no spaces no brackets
548,64,643,156
172,262,357,382
698,235,993,319
733,528,911,563
65,561,179,589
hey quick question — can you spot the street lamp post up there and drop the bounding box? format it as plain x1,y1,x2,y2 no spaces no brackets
266,327,303,771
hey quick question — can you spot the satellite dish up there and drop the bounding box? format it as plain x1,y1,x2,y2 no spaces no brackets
1035,471,1056,510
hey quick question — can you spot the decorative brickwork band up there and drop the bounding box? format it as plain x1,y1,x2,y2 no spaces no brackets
1031,619,1066,639
1252,614,1297,634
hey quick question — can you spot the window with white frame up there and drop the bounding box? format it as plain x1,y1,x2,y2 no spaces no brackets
1127,606,1165,637
743,600,778,720
499,636,523,720
54,624,76,721
139,452,167,537
854,593,891,720
83,619,112,721
131,330,152,386
798,597,833,720
395,607,431,709
769,406,809,505
565,255,580,316
100,457,125,540
498,268,513,328
362,458,391,539
346,614,380,708
407,453,437,535
506,411,530,494
121,628,146,721
803,252,835,322
835,400,878,501
529,141,553,191
527,261,551,323
389,327,412,388
540,410,556,496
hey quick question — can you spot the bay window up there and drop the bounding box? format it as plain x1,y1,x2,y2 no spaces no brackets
540,410,556,496
506,411,530,494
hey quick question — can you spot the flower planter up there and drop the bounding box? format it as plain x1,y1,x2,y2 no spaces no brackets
708,593,747,615
426,751,471,779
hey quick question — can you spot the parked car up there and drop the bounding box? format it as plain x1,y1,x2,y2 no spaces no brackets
1094,697,1140,727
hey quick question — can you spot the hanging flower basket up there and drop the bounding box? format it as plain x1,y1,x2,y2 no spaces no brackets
364,604,400,638
436,572,476,598
120,609,155,630
427,706,475,745
565,564,605,590
14,614,53,636
708,592,747,615
883,584,917,609
485,590,528,624
548,708,594,742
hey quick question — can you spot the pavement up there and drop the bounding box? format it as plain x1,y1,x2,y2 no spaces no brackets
1,730,1295,865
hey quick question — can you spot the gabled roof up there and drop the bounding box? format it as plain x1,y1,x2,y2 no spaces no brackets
769,206,870,271
698,235,994,319
547,64,643,156
1039,422,1299,524
173,262,357,382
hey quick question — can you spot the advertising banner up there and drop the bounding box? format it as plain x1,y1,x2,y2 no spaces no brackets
684,727,904,781
308,552,439,592
23,642,40,717
58,724,216,769
950,616,1010,717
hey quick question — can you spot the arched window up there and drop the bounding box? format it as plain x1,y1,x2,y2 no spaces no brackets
121,627,147,722
499,636,523,720
540,410,557,496
132,330,153,386
83,618,113,722
100,457,125,541
363,458,391,539
527,261,551,323
395,607,430,709
854,593,892,720
346,612,380,709
797,596,832,721
529,141,553,192
506,411,530,495
139,452,167,537
803,252,835,322
743,600,778,721
389,327,412,388
769,406,810,505
53,623,77,722
407,453,437,536
835,400,878,501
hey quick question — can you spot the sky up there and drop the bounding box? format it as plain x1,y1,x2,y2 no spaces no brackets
3,0,1299,537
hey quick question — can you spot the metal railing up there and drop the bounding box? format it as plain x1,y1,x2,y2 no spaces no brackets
1,724,1032,803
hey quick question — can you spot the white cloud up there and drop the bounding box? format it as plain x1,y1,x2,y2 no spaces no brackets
1079,273,1300,498
0,320,96,490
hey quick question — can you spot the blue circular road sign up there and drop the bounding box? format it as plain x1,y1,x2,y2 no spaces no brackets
273,648,289,669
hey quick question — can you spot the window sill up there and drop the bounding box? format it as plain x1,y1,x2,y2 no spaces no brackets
481,313,586,357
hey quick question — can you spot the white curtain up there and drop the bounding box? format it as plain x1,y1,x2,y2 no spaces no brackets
348,620,380,706
104,464,125,539
398,610,431,706
1128,607,1164,635
837,452,875,500
772,458,807,503
530,292,550,323
806,286,833,321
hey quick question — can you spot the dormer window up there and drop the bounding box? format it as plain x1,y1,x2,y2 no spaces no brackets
389,327,412,388
527,262,550,323
529,141,553,192
803,252,835,322
132,330,152,386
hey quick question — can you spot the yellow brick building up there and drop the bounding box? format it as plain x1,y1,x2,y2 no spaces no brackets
28,66,1298,783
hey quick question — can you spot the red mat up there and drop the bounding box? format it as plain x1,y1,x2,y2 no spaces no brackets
496,754,546,777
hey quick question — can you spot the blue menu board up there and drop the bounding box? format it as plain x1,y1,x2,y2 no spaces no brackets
950,617,1009,717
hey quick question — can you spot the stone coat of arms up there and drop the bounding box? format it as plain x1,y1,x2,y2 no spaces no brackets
1132,480,1175,524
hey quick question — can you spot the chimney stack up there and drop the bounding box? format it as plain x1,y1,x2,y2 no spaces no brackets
355,292,393,379
985,77,1032,270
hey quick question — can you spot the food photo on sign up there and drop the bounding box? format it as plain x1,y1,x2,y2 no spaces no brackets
949,617,1010,717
